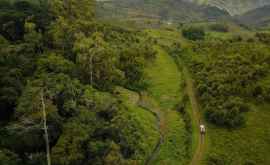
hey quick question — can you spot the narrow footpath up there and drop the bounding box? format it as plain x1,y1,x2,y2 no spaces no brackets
183,68,207,165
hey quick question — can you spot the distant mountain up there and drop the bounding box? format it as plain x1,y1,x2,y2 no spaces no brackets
187,0,270,16
97,0,230,23
237,5,270,28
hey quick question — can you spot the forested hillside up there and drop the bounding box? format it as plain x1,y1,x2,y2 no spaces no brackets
0,0,159,164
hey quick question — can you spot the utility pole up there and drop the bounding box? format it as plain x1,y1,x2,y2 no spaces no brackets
41,89,51,165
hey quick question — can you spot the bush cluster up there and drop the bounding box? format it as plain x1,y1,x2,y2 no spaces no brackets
182,27,205,41
0,0,157,164
187,40,270,127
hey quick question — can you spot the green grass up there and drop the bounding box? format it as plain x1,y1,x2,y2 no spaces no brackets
145,29,190,47
153,111,189,164
206,30,255,41
145,26,270,165
204,103,270,165
144,46,189,164
115,87,160,163
145,47,183,109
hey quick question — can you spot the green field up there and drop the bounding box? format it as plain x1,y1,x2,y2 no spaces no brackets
144,46,190,164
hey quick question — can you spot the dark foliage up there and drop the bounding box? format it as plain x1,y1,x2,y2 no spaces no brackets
255,32,270,44
0,0,52,41
182,27,205,41
0,0,156,164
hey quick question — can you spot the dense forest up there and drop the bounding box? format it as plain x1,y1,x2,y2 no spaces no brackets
0,0,157,164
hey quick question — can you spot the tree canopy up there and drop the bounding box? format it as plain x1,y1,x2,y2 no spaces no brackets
0,0,156,164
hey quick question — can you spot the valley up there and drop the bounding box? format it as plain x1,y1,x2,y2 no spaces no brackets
1,0,270,165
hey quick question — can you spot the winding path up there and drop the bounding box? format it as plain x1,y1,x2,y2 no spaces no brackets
183,67,207,165
123,46,207,165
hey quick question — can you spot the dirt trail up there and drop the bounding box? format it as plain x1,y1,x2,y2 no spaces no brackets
183,68,207,165
125,58,206,165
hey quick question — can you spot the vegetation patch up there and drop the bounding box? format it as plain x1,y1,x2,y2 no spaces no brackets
184,41,270,127
206,104,270,165
144,45,190,164
182,27,206,41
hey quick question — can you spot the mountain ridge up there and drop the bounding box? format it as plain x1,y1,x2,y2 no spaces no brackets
97,0,270,16
237,5,270,28
184,0,270,16
97,0,231,23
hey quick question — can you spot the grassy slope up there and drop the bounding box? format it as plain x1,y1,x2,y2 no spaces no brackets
146,29,207,165
149,26,270,165
145,29,187,47
115,87,160,163
146,47,182,108
205,103,270,165
141,26,270,165
144,46,189,164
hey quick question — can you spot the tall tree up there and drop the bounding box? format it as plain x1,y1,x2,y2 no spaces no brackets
50,0,95,21
49,0,96,59
74,32,121,90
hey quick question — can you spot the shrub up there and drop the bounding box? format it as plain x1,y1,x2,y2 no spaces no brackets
255,32,270,44
207,153,230,165
182,27,205,41
0,149,21,165
186,41,270,127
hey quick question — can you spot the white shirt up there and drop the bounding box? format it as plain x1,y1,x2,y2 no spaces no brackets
200,125,205,132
